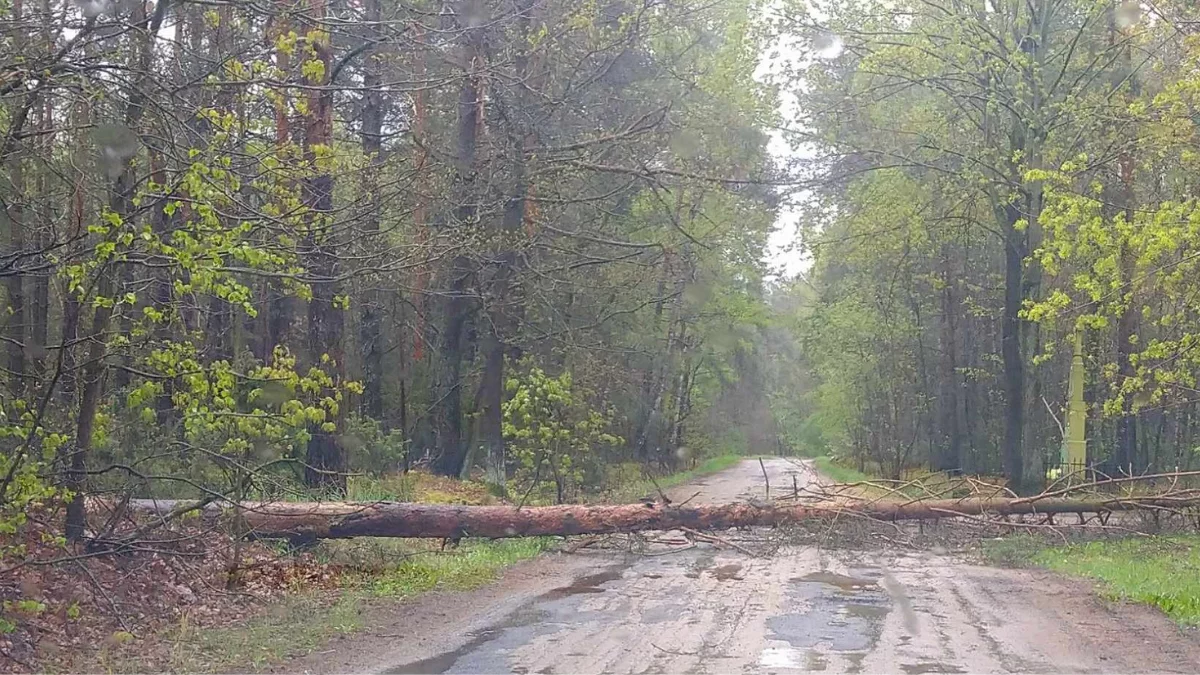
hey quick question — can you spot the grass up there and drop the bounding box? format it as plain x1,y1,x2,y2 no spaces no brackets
602,454,743,503
983,534,1200,626
368,537,552,596
103,537,551,672
812,456,873,484
154,591,367,671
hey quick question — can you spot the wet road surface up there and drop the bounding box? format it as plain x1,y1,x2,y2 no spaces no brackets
289,459,1200,674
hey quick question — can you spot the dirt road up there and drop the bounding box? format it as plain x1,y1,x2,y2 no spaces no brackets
290,458,1200,674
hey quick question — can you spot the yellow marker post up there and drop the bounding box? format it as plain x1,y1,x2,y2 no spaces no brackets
1063,331,1088,473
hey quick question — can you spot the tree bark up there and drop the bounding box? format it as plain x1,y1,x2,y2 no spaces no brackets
431,0,486,477
936,240,962,473
301,0,346,494
358,0,386,421
1001,201,1025,494
116,495,1200,541
475,0,535,489
67,0,172,539
4,0,27,394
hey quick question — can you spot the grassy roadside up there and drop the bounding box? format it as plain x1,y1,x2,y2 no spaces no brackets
98,537,552,672
811,456,873,484
983,535,1200,626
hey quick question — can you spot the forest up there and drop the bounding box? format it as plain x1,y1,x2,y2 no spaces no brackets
7,0,1200,670
791,0,1200,492
0,0,790,537
2,0,1200,577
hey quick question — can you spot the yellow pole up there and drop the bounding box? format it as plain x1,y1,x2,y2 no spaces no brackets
1064,331,1087,469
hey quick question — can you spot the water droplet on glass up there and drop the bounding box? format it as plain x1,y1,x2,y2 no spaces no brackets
92,124,139,178
812,31,844,60
1115,1,1140,30
75,0,111,18
74,0,138,18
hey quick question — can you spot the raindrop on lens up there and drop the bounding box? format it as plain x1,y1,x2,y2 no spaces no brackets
1115,1,1140,30
812,31,844,60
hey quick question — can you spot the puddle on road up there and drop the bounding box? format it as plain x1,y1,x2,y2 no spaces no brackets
385,607,551,675
762,567,891,671
763,645,830,671
640,601,690,624
796,571,877,592
386,566,626,674
538,569,623,600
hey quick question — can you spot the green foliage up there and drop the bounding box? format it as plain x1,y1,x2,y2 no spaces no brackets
370,538,551,596
341,415,408,477
0,397,67,539
503,363,620,503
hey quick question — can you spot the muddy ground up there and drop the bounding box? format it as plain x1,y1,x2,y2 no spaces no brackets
281,458,1200,674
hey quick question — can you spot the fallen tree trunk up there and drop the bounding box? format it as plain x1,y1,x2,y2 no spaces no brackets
111,495,1200,540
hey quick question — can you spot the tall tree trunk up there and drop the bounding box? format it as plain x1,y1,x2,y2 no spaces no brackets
476,0,535,488
1001,201,1025,493
936,242,962,472
66,0,171,540
29,0,50,380
301,0,346,494
1111,3,1139,475
431,0,485,477
263,0,295,362
634,252,671,458
358,0,386,421
4,0,27,394
4,139,25,394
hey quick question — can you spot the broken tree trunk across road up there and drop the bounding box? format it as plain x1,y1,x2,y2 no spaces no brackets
118,494,1200,540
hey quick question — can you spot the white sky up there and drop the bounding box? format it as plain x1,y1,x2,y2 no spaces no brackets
757,6,842,282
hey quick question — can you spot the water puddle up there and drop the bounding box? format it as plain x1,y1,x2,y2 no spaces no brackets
640,601,689,624
385,607,550,674
766,567,891,664
796,571,877,592
538,569,623,600
760,645,803,668
386,566,626,674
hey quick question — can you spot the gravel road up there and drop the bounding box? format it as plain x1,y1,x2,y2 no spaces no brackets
286,458,1200,674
